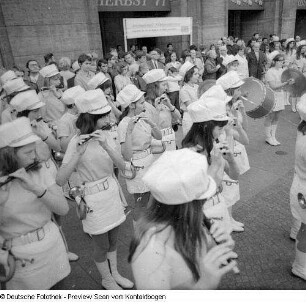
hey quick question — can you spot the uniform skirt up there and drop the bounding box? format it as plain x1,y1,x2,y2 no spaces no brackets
221,173,240,207
83,176,126,235
272,91,285,112
6,221,70,290
290,174,306,224
203,193,232,234
125,152,155,194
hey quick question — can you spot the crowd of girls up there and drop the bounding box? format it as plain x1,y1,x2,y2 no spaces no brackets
0,35,305,290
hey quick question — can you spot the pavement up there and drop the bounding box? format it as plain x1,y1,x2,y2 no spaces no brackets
60,105,306,290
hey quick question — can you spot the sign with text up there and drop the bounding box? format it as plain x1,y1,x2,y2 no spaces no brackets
124,17,192,39
297,0,306,8
229,0,264,10
98,0,171,11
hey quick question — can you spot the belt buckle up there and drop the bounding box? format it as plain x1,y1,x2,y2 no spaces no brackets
36,227,45,242
234,152,241,157
102,179,109,190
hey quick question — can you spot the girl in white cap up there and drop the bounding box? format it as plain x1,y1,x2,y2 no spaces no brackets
0,117,70,289
38,64,66,125
264,53,295,146
117,84,162,225
216,72,250,231
10,90,61,179
179,62,200,136
56,89,133,290
290,95,306,281
183,89,240,234
143,69,181,153
129,149,238,289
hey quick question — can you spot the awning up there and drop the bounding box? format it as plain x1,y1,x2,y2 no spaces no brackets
229,0,264,10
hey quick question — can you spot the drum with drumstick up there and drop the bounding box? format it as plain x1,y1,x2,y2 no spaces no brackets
239,77,275,119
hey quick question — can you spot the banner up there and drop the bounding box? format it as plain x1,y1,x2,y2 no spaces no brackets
124,17,192,39
98,0,171,11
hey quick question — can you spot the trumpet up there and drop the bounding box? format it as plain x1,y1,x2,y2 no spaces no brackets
0,161,42,188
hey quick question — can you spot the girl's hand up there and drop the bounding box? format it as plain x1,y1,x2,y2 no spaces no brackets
232,89,241,101
209,143,225,186
31,120,49,139
90,130,108,148
199,243,238,289
209,220,234,247
127,118,137,133
216,142,235,162
9,168,45,196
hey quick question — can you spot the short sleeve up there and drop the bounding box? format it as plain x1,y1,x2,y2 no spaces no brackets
179,87,191,104
117,118,129,144
62,135,78,165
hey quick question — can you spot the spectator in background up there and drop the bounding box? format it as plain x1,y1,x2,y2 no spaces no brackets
44,53,56,66
105,53,119,81
97,58,114,95
74,53,93,90
247,42,266,80
164,43,174,63
202,49,220,81
67,60,80,89
216,45,228,79
114,61,132,94
24,59,43,93
165,52,181,74
235,46,249,80
124,51,139,77
12,65,25,78
147,49,164,70
135,51,147,65
296,35,301,47
141,45,150,60
58,57,75,90
190,49,204,80
88,52,98,75
130,44,136,54
227,36,239,55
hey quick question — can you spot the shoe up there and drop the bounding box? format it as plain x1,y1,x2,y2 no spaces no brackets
232,224,244,232
67,251,79,262
272,138,281,146
96,261,123,290
232,219,244,228
265,137,277,146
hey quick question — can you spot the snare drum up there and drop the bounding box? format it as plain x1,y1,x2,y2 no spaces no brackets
240,77,275,119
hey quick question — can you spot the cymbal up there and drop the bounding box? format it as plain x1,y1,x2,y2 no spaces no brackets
281,68,306,97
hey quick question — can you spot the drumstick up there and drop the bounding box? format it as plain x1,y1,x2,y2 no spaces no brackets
239,96,256,105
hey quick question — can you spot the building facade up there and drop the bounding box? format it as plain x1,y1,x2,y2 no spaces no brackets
0,0,305,69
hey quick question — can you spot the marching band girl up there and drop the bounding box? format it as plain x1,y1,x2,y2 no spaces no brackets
117,84,162,224
56,89,133,290
0,117,70,289
129,149,238,289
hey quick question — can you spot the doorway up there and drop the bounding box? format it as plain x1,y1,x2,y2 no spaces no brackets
295,10,306,39
99,11,168,56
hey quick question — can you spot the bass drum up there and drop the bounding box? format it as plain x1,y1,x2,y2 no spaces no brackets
240,77,275,119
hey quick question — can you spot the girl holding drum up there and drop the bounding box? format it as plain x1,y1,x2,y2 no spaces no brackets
265,53,295,146
56,89,133,290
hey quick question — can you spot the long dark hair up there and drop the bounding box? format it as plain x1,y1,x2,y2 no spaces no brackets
298,120,306,135
296,45,305,60
76,111,110,134
145,82,160,104
128,197,207,282
184,66,197,83
182,120,228,163
0,146,19,176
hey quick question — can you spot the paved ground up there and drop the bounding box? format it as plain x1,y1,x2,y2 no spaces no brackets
60,105,306,290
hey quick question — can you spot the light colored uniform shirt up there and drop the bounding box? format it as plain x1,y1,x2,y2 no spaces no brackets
117,117,152,152
62,133,116,183
39,90,66,123
57,112,78,139
0,165,55,239
235,54,249,79
179,83,199,112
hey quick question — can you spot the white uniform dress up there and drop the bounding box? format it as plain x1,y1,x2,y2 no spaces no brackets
62,134,125,235
0,165,70,289
179,83,199,136
265,67,286,112
117,117,154,194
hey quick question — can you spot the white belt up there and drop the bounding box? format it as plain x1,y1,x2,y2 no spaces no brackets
83,178,110,196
